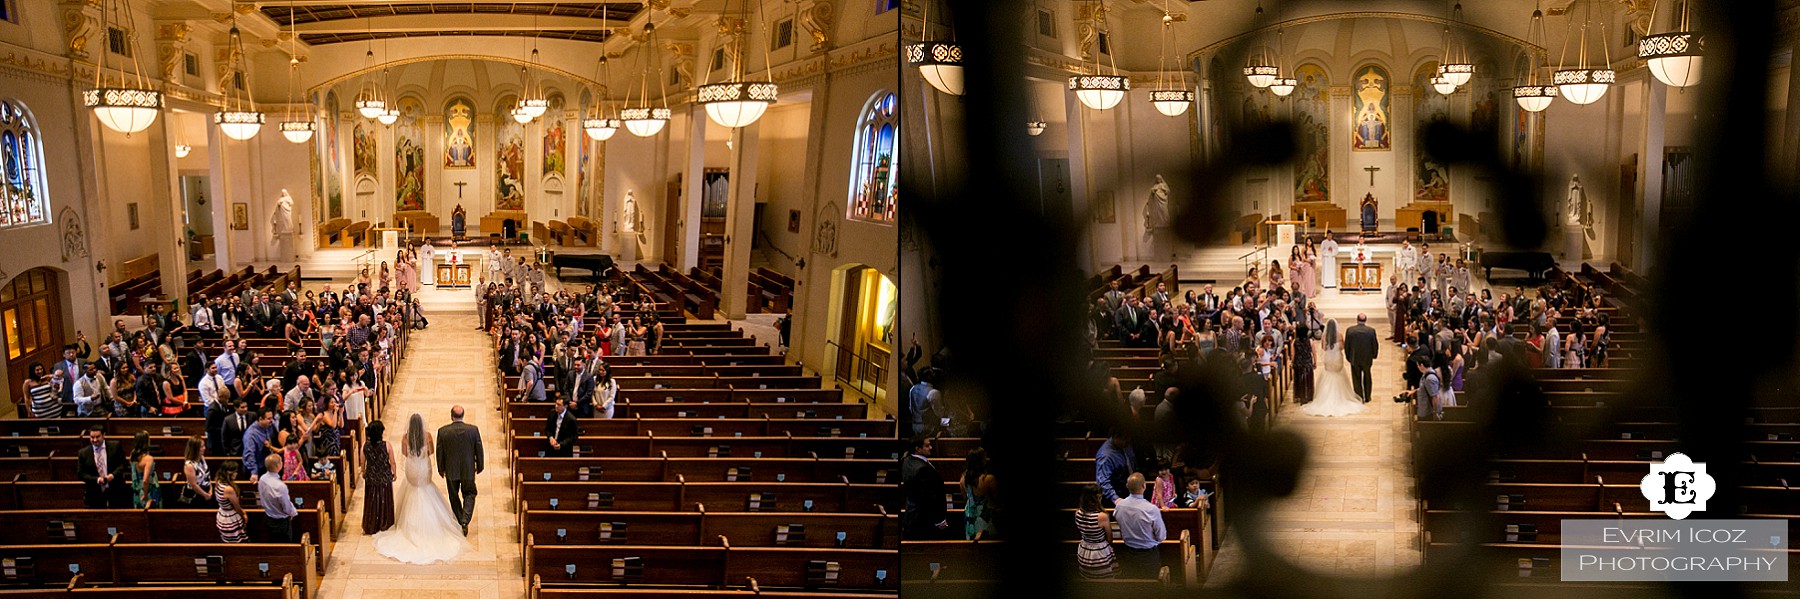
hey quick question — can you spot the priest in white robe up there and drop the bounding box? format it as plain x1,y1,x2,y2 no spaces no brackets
1320,233,1340,288
420,241,436,285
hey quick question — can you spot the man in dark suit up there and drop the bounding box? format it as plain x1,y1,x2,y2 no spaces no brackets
1343,313,1380,402
543,398,580,457
220,400,253,459
436,405,484,536
77,426,128,507
900,435,948,539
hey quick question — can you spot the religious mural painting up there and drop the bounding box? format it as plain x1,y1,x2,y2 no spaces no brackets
1469,59,1500,137
543,92,566,177
324,91,343,219
395,96,426,211
444,96,477,169
353,120,378,181
1351,64,1391,151
1511,54,1531,171
1412,63,1449,203
495,96,526,211
1292,63,1331,204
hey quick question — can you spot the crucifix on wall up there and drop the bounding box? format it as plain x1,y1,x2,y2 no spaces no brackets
453,180,468,198
1364,165,1381,186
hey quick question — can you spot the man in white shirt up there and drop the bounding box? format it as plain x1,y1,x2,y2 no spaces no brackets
198,362,230,455
192,300,216,333
213,340,240,386
1112,472,1167,579
73,363,109,417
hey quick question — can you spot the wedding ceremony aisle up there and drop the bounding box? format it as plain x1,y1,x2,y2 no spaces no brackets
317,286,524,599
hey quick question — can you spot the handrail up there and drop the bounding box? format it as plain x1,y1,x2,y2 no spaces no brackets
825,339,889,402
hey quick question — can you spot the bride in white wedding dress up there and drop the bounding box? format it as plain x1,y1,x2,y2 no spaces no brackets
372,413,473,564
1302,319,1369,417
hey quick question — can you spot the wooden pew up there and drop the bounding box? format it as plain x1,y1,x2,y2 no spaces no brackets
529,582,893,599
525,536,897,591
520,509,897,550
514,456,898,485
516,480,897,514
508,417,895,439
901,536,1192,584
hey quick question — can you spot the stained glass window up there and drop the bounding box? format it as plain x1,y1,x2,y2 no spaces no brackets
0,100,50,228
847,92,897,224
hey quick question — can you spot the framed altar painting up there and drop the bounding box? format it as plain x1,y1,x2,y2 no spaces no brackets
1351,64,1391,151
230,202,249,230
1093,190,1116,223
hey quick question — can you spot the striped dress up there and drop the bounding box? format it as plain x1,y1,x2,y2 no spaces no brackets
215,484,248,542
1074,510,1116,578
28,381,61,419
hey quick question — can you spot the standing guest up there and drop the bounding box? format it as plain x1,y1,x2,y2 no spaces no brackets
961,447,997,540
213,461,248,542
907,369,944,437
24,363,61,419
316,397,344,458
257,454,299,542
74,362,111,417
900,435,948,539
213,340,241,386
178,436,210,508
221,401,252,459
518,354,546,402
1075,484,1117,579
158,363,188,416
1113,473,1167,578
361,421,396,535
78,426,128,507
278,430,308,481
1149,459,1178,510
199,363,229,454
55,345,82,408
543,397,580,457
129,430,162,508
241,410,276,478
1094,428,1136,507
593,366,617,419
1291,322,1315,403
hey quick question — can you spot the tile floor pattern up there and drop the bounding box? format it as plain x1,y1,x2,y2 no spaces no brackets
1206,284,1425,583
317,285,529,598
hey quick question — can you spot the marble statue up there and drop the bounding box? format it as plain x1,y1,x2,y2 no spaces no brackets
1143,174,1170,237
1564,174,1594,260
621,189,640,233
270,189,296,261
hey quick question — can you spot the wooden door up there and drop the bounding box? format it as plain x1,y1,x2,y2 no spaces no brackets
3,269,62,409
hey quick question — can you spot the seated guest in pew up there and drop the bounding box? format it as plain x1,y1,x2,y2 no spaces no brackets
901,435,949,539
1113,473,1167,579
1075,484,1117,579
130,430,163,508
79,425,130,508
215,460,249,542
543,397,581,457
259,454,299,542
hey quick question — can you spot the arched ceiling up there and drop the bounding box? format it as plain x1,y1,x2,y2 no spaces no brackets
257,2,641,45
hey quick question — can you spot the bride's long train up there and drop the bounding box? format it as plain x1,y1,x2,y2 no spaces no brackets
371,450,474,564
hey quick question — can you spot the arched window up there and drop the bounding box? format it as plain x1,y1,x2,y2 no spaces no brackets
0,100,49,228
847,91,897,224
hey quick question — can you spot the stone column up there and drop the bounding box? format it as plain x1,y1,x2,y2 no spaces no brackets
719,121,761,319
1064,87,1094,271
1637,82,1667,271
679,105,707,270
144,111,187,305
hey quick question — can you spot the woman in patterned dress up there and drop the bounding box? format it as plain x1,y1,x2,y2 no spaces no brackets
23,363,61,419
129,430,162,508
179,436,211,509
361,421,396,535
213,461,248,542
1075,484,1116,578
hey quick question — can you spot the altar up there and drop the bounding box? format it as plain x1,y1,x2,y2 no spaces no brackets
1337,247,1384,293
436,249,473,288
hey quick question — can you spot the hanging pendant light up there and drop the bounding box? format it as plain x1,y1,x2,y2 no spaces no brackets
174,144,192,158
278,4,315,143
1241,3,1277,88
1431,74,1458,96
622,21,671,137
906,0,963,95
698,0,779,128
1265,23,1295,98
1026,120,1047,136
354,48,385,118
378,108,400,125
1069,0,1128,110
1639,0,1702,88
1511,4,1557,112
84,0,163,135
1554,0,1614,106
214,22,264,140
1437,3,1475,87
583,52,622,141
1148,3,1194,116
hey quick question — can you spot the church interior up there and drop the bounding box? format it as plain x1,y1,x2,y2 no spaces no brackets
0,0,903,597
900,0,1798,597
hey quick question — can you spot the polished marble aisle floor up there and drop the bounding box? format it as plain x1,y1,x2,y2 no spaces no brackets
1207,284,1424,583
317,286,525,598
